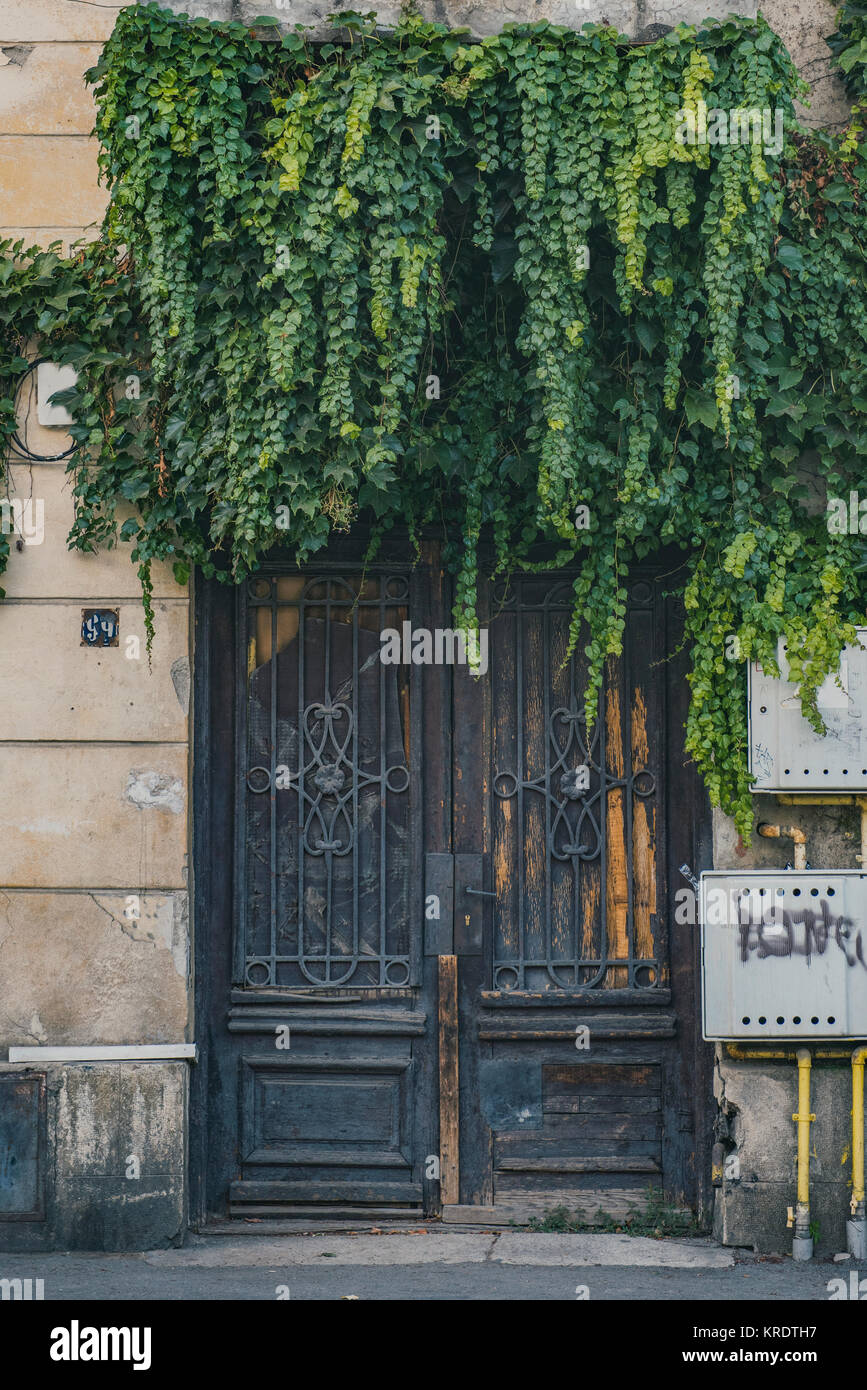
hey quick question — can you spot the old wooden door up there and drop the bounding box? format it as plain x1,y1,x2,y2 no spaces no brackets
191,539,713,1225
439,561,713,1222
194,549,441,1219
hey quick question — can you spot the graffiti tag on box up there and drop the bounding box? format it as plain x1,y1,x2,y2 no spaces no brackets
704,887,867,970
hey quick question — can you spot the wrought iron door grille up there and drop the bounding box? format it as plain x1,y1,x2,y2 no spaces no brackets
490,576,663,992
237,574,413,988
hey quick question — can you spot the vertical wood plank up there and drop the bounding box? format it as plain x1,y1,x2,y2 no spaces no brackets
493,604,517,967
452,575,492,1204
604,661,629,986
664,575,714,1220
549,613,571,970
416,540,451,1215
438,954,460,1204
631,686,657,965
580,868,600,970
192,575,240,1220
523,613,546,968
419,540,451,856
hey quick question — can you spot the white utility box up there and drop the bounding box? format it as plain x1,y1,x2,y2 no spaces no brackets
748,629,867,793
36,361,77,427
701,870,867,1040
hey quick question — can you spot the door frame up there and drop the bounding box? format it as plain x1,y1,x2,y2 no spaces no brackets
189,537,715,1228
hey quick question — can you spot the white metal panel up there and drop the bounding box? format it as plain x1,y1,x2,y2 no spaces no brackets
36,361,77,426
748,629,867,792
701,870,867,1040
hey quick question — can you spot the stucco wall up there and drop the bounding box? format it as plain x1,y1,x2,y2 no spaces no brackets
0,0,191,1057
0,1060,186,1252
713,1056,861,1258
1,0,191,1249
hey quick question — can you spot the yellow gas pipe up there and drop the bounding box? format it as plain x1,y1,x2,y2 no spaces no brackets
726,1045,851,1062
729,799,867,1257
725,1045,815,1259
776,794,867,869
850,1047,867,1259
792,1049,815,1260
757,821,807,868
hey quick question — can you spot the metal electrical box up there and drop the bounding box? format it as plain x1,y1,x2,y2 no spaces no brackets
701,870,867,1040
748,629,867,792
36,361,77,427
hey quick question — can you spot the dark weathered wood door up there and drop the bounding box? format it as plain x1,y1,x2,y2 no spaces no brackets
437,559,714,1223
191,540,713,1225
193,548,442,1220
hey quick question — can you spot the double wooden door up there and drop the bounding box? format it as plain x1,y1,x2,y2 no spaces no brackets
192,537,713,1225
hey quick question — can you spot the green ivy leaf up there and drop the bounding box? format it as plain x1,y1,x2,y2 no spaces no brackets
684,391,719,429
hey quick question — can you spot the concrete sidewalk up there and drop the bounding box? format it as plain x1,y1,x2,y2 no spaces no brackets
0,1227,859,1299
144,1230,734,1268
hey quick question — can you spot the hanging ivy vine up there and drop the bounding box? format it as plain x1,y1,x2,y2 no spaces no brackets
2,1,867,841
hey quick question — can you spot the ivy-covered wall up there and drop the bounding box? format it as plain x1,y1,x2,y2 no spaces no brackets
153,0,851,129
8,2,865,838
2,0,867,1253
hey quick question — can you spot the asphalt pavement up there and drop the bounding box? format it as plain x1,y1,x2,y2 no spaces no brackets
0,1227,861,1300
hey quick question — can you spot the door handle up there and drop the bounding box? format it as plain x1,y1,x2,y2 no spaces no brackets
465,887,496,898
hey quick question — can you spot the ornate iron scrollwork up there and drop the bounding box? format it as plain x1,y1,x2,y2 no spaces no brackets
240,575,412,988
491,576,661,993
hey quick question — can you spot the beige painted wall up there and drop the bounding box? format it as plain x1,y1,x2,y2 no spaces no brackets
0,1,189,1048
0,0,113,249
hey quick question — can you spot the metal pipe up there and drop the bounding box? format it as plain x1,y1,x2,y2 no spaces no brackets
792,1048,814,1260
725,1046,822,1257
776,794,867,872
848,1046,867,1259
757,822,807,870
726,1044,851,1061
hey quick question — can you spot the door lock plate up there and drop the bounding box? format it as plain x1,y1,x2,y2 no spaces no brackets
455,853,485,956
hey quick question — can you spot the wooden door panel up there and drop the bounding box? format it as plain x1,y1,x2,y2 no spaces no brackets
229,1050,422,1208
194,554,437,1220
452,568,711,1218
488,575,664,993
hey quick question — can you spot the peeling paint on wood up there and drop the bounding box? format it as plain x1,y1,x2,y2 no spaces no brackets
631,687,657,967
605,662,629,986
438,955,460,1205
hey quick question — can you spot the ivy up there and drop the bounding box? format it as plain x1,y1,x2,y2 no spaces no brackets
2,2,867,842
828,2,867,98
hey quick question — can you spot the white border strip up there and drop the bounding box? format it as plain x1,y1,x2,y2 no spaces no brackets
7,1044,197,1062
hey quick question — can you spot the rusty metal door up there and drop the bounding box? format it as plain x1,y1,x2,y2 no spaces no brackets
438,563,714,1223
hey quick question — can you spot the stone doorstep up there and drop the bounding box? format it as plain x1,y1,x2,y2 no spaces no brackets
148,1230,735,1268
